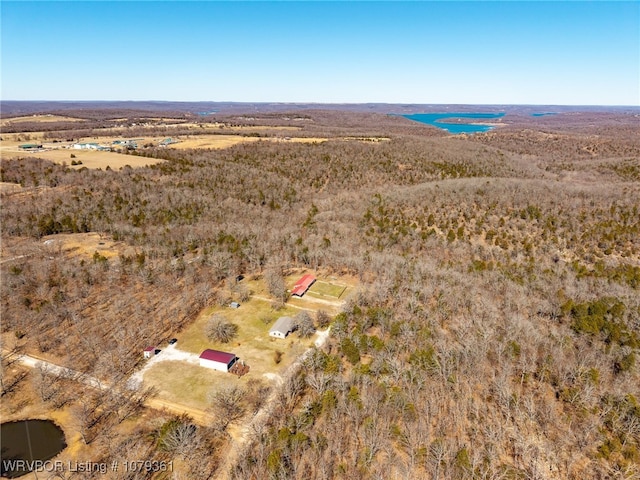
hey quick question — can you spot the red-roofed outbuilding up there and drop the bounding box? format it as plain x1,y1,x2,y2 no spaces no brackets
143,346,156,359
291,274,316,297
199,349,237,372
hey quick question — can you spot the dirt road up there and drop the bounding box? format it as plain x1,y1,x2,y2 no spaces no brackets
217,327,331,479
8,350,214,424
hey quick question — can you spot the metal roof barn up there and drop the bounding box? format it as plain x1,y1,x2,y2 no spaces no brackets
199,349,237,372
291,274,316,297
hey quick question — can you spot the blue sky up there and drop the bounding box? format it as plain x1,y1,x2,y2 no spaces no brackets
1,1,638,105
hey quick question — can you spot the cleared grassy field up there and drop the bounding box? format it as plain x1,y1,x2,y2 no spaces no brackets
1,146,164,170
0,182,23,194
177,123,302,132
142,360,230,410
0,132,48,142
177,296,311,377
141,295,316,409
169,135,264,149
167,135,328,149
41,232,128,259
0,114,83,126
307,280,347,299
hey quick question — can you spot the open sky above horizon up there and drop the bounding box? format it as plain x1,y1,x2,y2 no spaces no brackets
1,1,639,106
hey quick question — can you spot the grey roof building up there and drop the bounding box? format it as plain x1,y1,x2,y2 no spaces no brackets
269,316,294,339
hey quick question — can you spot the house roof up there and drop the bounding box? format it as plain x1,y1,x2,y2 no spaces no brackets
199,349,236,364
291,274,316,296
144,346,155,352
270,316,294,335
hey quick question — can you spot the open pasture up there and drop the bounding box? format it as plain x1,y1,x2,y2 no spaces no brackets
176,296,311,378
0,114,84,127
165,134,328,149
307,280,348,299
31,148,164,170
142,360,232,410
41,232,130,259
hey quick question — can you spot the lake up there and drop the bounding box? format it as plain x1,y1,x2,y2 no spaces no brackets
403,112,505,134
1,420,67,478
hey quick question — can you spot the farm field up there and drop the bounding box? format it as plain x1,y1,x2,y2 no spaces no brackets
163,134,328,150
0,132,329,169
0,114,84,126
16,147,164,170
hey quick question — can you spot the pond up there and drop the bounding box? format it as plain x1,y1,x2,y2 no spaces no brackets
1,419,67,478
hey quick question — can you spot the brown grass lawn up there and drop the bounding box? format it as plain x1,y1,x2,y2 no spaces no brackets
177,297,312,377
307,280,348,299
41,232,131,259
143,295,316,410
142,361,231,410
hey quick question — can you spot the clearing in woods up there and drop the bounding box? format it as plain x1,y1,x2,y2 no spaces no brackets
0,114,84,126
306,280,348,299
139,296,311,410
35,148,163,170
139,274,354,413
40,232,132,259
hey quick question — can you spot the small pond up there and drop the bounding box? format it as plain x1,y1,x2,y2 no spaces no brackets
1,419,67,478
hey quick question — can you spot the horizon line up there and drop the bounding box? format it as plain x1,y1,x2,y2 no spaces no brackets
2,100,639,108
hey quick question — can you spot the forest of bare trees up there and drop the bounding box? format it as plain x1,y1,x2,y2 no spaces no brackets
1,107,638,479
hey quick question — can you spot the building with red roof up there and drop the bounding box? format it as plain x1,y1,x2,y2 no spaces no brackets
143,346,157,359
199,349,237,372
291,274,316,297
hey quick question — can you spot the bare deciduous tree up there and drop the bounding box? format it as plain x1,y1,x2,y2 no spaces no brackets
205,314,239,343
295,311,316,338
160,420,200,459
265,268,288,302
208,385,246,429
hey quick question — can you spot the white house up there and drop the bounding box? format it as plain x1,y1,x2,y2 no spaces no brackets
199,349,237,372
269,316,294,339
73,142,99,150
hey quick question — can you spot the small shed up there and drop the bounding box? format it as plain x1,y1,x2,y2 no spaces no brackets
229,302,240,309
159,137,178,147
291,274,316,297
199,349,237,372
143,346,156,359
269,316,294,339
